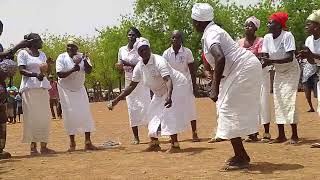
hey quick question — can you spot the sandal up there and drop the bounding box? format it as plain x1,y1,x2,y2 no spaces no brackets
143,140,161,152
208,137,225,143
261,133,271,143
0,151,11,159
269,137,287,144
40,147,56,154
84,143,99,151
311,143,320,148
192,131,200,142
288,138,300,145
166,142,181,153
30,148,40,156
131,137,140,145
222,156,250,171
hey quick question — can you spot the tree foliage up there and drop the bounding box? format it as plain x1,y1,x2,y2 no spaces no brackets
10,0,320,89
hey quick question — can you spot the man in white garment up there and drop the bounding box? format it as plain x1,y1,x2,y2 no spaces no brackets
56,39,98,152
162,30,200,142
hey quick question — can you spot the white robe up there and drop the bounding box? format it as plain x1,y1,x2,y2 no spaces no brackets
260,68,271,125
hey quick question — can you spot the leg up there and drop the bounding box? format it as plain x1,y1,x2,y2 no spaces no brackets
40,142,55,154
223,137,250,170
57,102,62,119
0,122,11,159
270,124,287,143
49,99,56,119
190,120,200,142
303,83,314,112
30,142,39,155
261,123,271,143
84,132,98,151
131,126,140,145
290,124,299,144
68,135,76,152
245,132,259,142
166,134,181,153
144,137,161,152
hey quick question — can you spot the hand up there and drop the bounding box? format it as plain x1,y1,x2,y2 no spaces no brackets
36,73,44,81
164,96,172,108
115,63,123,71
72,64,80,72
209,90,218,102
16,39,31,49
261,57,272,66
107,99,119,110
297,48,312,60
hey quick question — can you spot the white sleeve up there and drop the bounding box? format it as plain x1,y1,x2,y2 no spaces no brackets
157,58,171,77
284,32,296,52
56,55,64,73
17,50,27,66
162,49,169,61
205,31,222,48
117,48,122,64
132,64,142,82
186,48,194,64
261,35,269,53
41,52,47,63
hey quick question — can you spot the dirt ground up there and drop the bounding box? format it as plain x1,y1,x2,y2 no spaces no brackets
1,92,320,180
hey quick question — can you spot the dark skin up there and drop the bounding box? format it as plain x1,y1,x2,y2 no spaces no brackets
171,30,199,141
57,45,92,79
110,45,179,147
193,19,250,162
115,30,139,70
263,19,298,144
243,21,270,138
19,37,45,81
297,21,320,112
56,44,95,151
114,29,141,142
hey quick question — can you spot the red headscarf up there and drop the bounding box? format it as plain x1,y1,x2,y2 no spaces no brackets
269,12,289,29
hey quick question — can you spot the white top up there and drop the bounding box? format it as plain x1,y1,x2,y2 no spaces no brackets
162,46,194,80
118,45,141,81
132,54,187,97
56,52,92,92
305,35,320,65
17,49,51,92
202,22,250,77
261,30,296,60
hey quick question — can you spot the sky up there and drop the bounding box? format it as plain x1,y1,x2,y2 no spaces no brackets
0,0,259,48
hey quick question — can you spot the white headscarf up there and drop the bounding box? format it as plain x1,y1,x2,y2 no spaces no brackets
307,9,320,24
191,3,214,22
245,16,261,29
134,37,150,51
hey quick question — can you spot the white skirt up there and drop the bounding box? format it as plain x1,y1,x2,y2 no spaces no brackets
317,81,320,116
125,79,151,127
216,54,262,139
260,68,271,125
22,88,51,143
58,84,95,135
186,82,197,120
273,61,300,124
146,84,191,137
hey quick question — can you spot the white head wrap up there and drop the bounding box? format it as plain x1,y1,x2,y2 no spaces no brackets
134,37,150,51
191,3,214,22
245,16,261,29
67,38,79,47
307,9,320,24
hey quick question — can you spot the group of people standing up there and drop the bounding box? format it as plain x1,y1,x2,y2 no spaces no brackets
109,4,320,170
0,23,98,158
1,2,320,171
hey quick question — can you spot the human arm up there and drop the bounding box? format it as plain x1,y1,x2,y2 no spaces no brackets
209,44,225,102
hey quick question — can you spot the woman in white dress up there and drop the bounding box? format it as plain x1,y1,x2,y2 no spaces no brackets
115,27,151,144
238,16,272,143
261,12,300,144
162,30,200,142
56,39,97,152
18,33,55,155
110,38,191,153
297,9,320,148
192,3,262,170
